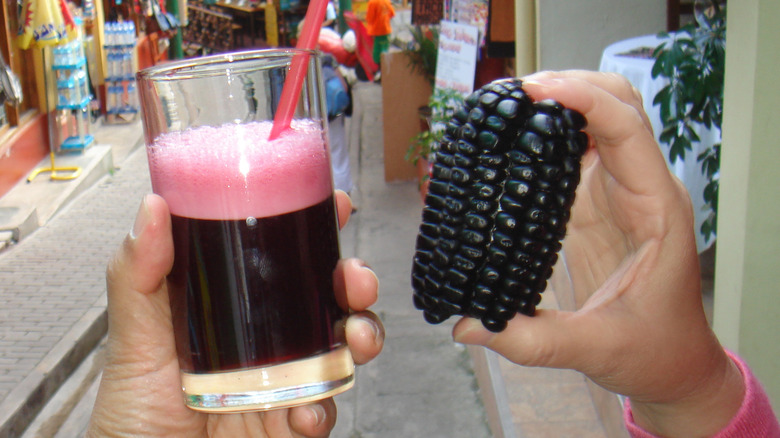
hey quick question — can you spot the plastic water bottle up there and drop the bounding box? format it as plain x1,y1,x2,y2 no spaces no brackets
53,46,63,67
122,50,133,79
77,70,89,103
83,0,94,19
70,71,82,106
126,82,138,110
107,85,118,112
106,22,116,46
106,52,115,80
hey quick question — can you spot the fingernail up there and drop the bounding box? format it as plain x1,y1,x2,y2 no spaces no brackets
521,71,545,81
308,403,326,427
521,77,561,92
353,314,384,346
365,316,384,346
356,259,380,288
453,318,486,345
130,196,150,240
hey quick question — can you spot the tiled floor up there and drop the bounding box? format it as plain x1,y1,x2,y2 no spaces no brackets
495,290,611,437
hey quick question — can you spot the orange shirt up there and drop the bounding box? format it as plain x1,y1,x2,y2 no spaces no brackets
365,0,395,36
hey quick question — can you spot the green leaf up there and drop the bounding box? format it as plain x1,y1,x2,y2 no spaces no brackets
652,3,726,238
698,143,721,179
652,42,668,58
659,133,675,148
709,180,719,213
701,214,716,241
653,84,670,104
685,124,701,143
701,219,712,240
703,179,718,204
651,56,665,78
670,135,690,163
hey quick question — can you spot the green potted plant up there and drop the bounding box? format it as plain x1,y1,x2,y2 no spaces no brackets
399,25,439,88
651,0,726,241
406,87,465,198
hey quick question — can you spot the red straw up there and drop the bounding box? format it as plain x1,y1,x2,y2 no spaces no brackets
268,0,330,140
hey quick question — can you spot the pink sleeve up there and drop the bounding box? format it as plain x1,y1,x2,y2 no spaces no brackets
624,350,780,438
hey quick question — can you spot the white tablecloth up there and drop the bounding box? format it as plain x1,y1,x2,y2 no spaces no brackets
599,34,718,253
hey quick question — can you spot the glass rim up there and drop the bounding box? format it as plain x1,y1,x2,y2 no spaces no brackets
136,48,320,82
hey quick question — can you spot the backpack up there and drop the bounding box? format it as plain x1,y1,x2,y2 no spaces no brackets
322,56,351,119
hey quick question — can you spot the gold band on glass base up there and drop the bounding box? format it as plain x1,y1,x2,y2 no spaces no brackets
182,345,355,412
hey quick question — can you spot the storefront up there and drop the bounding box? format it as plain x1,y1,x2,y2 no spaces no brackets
0,0,175,196
0,0,337,197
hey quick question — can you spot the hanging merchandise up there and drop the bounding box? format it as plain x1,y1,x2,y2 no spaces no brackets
104,21,139,124
152,0,169,32
0,52,23,105
160,0,180,30
17,0,78,49
146,0,179,33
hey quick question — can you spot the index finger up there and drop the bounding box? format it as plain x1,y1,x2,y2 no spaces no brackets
521,74,676,198
524,70,654,132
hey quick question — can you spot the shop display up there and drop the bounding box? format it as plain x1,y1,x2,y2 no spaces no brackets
411,79,588,332
104,21,139,123
52,40,94,152
183,4,240,55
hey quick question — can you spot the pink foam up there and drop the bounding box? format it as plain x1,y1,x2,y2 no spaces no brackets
147,120,333,219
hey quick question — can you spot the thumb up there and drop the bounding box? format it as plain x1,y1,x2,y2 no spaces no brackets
104,194,177,370
452,309,594,371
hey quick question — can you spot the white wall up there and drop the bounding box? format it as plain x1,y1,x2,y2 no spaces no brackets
714,0,780,415
537,0,666,71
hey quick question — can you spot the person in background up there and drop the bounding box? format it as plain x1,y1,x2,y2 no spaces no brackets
364,0,394,80
295,19,355,195
322,54,353,194
322,1,337,29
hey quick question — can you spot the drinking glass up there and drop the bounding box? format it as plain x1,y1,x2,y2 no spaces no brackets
136,49,353,412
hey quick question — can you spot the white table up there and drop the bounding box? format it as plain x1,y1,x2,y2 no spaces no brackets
599,34,718,253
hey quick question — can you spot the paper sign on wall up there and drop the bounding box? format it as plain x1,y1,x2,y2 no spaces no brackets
434,20,479,95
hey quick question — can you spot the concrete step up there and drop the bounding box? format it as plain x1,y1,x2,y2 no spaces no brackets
0,207,37,248
0,299,107,437
0,229,16,252
20,340,105,438
0,145,113,252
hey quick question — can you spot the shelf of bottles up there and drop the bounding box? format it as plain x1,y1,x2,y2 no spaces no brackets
104,21,139,124
53,40,94,152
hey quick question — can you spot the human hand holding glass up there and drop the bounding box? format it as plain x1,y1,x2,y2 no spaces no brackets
87,191,383,437
137,50,362,412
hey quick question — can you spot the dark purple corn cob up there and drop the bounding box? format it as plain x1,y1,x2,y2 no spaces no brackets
411,79,588,332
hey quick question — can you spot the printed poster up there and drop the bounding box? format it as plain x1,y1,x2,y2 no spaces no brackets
449,0,488,46
434,20,479,95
